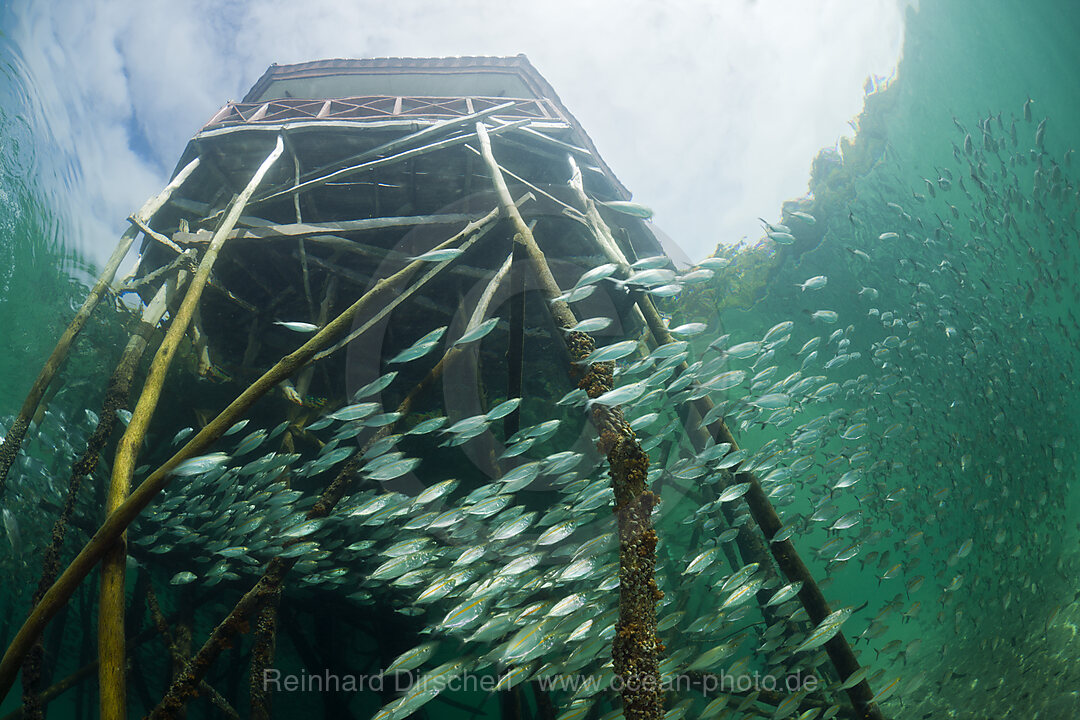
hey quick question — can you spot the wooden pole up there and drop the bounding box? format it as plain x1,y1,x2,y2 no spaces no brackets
0,205,497,705
0,157,200,499
96,138,282,720
247,589,281,720
476,122,663,720
506,236,525,436
19,280,173,718
2,614,189,720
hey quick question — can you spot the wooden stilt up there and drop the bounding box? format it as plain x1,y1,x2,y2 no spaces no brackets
247,589,281,720
0,157,200,499
476,122,663,720
189,304,214,377
3,612,189,720
97,138,283,720
1,660,97,720
19,280,173,718
506,236,525,436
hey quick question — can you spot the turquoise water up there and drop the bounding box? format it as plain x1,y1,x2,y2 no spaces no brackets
2,1,1080,719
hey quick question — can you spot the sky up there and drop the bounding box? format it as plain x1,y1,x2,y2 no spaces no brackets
7,0,910,265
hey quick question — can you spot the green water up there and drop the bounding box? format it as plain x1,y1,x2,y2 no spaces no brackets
2,1,1080,719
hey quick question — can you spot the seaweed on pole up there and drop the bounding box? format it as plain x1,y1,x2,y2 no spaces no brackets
0,157,200,499
476,121,664,720
247,587,281,720
2,611,192,720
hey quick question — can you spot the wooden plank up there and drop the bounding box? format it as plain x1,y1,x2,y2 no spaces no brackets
170,212,477,244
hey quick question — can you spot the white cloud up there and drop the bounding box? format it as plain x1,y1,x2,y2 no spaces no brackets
10,0,908,264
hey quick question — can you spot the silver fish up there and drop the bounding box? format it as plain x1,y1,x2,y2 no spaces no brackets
566,316,614,334
171,452,230,477
453,317,499,346
274,320,319,333
410,247,463,263
573,263,619,288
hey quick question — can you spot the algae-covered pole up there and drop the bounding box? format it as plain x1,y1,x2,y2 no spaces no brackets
0,209,498,704
20,281,173,719
476,122,663,720
247,589,281,720
97,138,283,720
0,156,200,499
3,618,183,720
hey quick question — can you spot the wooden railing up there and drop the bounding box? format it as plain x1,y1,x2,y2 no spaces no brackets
203,95,558,129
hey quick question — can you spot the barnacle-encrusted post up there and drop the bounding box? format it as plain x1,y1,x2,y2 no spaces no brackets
1,662,98,720
248,589,281,719
97,137,284,720
0,157,199,500
477,122,663,720
20,281,173,719
0,209,497,704
3,616,183,720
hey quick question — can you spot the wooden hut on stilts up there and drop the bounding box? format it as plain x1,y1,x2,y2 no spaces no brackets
0,56,888,720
